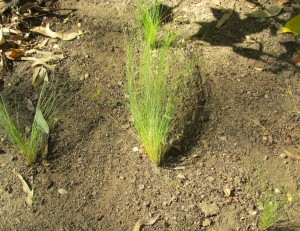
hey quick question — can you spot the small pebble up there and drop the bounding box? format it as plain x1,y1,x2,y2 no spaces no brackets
84,73,90,79
138,184,145,190
207,176,214,182
202,218,212,227
219,136,227,141
132,147,139,152
248,210,257,216
274,188,281,194
262,136,268,141
280,153,287,159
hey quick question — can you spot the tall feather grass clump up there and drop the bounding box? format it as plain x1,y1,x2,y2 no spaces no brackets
0,83,59,164
138,0,161,48
126,1,187,165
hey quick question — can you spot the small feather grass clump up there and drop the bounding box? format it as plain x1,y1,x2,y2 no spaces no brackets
0,82,59,164
126,1,189,165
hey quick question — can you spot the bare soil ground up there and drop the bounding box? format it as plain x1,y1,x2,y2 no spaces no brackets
0,0,300,230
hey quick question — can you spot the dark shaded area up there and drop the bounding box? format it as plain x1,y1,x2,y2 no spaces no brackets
191,8,272,46
191,7,300,73
269,223,300,231
163,63,210,167
158,4,174,24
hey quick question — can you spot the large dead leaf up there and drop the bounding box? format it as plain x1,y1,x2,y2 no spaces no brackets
4,48,25,60
2,28,21,35
15,171,34,206
32,66,48,87
247,5,282,18
22,49,64,70
31,23,86,41
133,215,160,231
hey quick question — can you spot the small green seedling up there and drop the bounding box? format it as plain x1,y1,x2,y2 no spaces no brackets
92,89,101,101
259,193,291,230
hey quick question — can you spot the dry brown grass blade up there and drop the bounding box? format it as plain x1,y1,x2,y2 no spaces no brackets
282,148,300,160
132,215,160,231
14,170,34,206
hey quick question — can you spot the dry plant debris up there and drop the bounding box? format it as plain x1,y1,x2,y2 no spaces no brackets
31,23,86,40
14,170,34,206
132,215,160,231
216,9,233,28
246,5,282,18
0,0,85,86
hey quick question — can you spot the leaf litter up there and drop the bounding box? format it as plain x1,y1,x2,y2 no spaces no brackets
0,0,86,86
31,23,86,40
132,215,160,231
247,5,282,18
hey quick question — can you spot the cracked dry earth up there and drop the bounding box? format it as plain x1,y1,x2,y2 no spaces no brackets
0,0,300,230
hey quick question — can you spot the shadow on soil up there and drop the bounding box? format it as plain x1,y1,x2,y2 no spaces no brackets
270,224,300,231
191,7,300,73
163,63,210,167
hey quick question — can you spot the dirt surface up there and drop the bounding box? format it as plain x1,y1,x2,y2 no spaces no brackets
1,0,300,230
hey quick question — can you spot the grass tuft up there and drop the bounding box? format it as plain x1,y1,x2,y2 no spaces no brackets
259,194,291,230
138,0,162,48
0,82,59,164
126,1,189,166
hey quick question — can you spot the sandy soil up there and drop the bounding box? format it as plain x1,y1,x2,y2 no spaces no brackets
0,0,300,230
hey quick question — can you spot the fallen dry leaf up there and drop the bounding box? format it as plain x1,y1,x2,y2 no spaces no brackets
32,66,48,87
22,50,64,70
224,185,233,197
31,23,86,41
15,171,34,206
2,27,21,35
176,173,187,180
38,38,49,49
247,5,282,18
58,188,68,195
133,215,160,231
25,98,35,111
282,148,300,160
4,48,25,60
